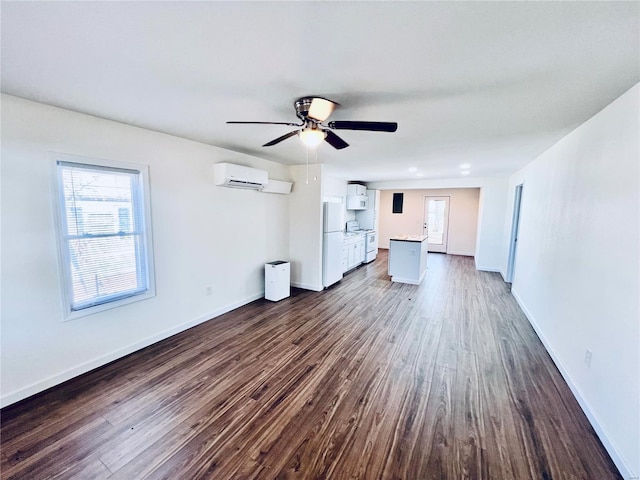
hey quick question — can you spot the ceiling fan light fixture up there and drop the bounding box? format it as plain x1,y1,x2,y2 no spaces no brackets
299,127,326,148
307,98,336,122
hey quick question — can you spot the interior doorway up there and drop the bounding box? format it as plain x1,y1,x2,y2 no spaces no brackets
423,196,450,253
506,184,524,284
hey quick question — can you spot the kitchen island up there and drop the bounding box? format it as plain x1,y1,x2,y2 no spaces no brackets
388,235,428,285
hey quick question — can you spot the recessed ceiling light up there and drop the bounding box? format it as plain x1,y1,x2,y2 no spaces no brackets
408,167,417,172
459,163,471,169
461,170,470,175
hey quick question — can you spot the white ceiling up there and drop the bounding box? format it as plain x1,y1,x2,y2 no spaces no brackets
1,2,638,181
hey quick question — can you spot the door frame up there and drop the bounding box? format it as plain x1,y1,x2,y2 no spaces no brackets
506,184,523,283
423,196,451,253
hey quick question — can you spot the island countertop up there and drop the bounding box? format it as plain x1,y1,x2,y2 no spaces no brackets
390,234,428,242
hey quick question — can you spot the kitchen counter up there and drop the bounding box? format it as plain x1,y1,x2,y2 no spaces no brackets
390,234,428,242
388,235,428,285
343,232,364,240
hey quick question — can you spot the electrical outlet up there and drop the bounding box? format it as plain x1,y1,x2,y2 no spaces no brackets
584,349,592,368
205,285,213,296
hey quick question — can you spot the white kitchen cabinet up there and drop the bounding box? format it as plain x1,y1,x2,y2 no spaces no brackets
348,242,359,268
347,184,366,196
343,233,365,272
341,245,349,273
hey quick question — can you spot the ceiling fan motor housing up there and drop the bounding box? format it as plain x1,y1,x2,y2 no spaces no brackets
294,97,315,121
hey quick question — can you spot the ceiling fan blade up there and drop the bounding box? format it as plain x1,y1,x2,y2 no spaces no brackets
263,130,300,147
307,97,337,122
227,121,302,126
327,121,398,132
324,130,349,150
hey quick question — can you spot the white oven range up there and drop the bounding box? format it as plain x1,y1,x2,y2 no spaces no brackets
364,231,378,263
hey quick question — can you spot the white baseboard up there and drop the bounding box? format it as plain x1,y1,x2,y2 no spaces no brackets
0,292,264,408
390,277,420,285
446,251,475,257
475,265,501,272
511,288,636,480
474,256,502,273
291,281,323,292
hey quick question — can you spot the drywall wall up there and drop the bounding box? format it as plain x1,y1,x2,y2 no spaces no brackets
368,177,508,271
322,171,351,225
288,164,324,291
377,188,479,255
474,177,508,272
322,171,348,203
505,84,639,478
0,94,291,406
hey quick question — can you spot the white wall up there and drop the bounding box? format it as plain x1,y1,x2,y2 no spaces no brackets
322,171,348,203
474,177,509,272
504,84,639,479
368,177,508,271
0,95,291,406
377,188,479,255
288,164,323,291
322,172,351,227
322,169,361,226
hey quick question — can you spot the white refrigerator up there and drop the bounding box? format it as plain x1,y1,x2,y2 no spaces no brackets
323,202,344,288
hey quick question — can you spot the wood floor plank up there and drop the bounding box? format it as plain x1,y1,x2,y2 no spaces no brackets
2,416,113,480
421,365,457,478
51,455,113,480
1,251,623,479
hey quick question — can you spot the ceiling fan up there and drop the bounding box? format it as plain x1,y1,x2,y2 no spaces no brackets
227,96,397,150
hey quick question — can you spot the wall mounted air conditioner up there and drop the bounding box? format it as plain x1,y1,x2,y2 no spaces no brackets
213,163,268,190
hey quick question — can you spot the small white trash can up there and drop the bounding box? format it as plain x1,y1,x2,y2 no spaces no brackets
265,261,290,301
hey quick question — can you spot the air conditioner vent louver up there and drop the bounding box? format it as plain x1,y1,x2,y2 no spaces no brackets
227,179,265,189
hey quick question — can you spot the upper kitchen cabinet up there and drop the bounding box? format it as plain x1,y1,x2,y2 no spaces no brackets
347,184,367,196
346,183,368,210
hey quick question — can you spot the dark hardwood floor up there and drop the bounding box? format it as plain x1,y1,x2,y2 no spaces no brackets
1,250,621,479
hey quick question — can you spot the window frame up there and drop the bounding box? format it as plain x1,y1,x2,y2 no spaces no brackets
51,153,156,321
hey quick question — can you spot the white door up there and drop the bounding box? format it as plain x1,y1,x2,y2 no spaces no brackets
423,196,450,253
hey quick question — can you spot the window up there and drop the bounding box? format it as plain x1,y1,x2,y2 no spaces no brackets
54,155,155,319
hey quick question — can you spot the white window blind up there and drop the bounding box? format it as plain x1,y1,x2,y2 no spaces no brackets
55,159,154,316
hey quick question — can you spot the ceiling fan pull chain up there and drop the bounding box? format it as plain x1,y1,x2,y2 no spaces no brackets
306,146,309,185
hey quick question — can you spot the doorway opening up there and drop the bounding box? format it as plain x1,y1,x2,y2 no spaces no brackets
506,184,523,285
423,196,450,253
